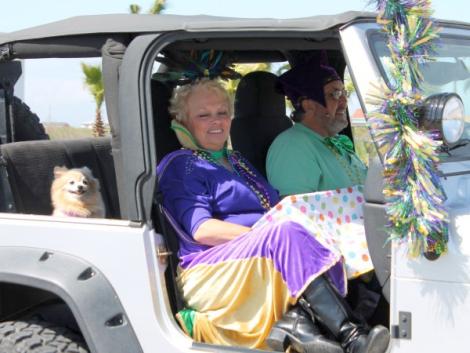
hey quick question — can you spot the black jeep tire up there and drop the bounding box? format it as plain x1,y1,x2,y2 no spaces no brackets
11,96,49,141
0,319,89,353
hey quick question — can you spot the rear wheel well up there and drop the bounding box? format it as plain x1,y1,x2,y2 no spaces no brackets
0,282,80,333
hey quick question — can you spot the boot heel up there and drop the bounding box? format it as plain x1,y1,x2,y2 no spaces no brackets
365,325,390,353
266,327,289,352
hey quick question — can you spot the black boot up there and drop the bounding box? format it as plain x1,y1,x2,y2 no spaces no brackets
266,304,343,353
302,276,390,353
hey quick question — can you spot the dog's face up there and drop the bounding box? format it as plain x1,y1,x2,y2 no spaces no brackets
52,166,99,201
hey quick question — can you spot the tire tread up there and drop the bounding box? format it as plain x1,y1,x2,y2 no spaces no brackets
0,319,88,353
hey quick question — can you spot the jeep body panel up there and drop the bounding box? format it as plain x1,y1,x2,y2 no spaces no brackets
0,245,142,353
0,214,194,352
342,21,470,352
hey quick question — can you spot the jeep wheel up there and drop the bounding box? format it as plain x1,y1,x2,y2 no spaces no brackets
0,319,89,353
12,96,49,141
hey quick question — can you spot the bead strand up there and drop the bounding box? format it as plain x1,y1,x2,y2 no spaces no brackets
325,146,364,185
229,152,272,210
192,149,272,210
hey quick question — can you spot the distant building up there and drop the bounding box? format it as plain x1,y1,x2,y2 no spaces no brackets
43,122,70,128
351,108,367,126
81,122,94,129
81,122,111,131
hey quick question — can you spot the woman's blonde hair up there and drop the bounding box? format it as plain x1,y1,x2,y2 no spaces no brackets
169,78,233,122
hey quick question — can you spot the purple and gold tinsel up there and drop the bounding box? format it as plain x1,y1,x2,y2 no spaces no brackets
367,0,448,257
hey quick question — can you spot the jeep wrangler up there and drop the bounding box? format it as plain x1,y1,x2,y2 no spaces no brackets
0,10,470,353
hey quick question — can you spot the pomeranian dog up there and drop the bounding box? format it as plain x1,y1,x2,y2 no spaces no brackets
51,166,105,218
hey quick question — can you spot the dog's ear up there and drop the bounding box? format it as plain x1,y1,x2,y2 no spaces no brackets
81,167,96,182
81,166,93,176
81,167,100,189
53,166,68,178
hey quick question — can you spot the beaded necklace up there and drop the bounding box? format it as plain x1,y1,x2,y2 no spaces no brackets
192,149,272,210
324,145,364,185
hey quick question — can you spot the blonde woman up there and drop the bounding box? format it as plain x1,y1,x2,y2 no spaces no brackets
157,79,389,353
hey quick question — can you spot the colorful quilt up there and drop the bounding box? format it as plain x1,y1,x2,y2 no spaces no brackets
253,185,373,279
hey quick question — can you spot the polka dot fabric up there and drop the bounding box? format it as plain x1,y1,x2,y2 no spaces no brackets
253,185,373,279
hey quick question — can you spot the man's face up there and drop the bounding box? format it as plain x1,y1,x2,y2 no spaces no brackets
317,80,349,135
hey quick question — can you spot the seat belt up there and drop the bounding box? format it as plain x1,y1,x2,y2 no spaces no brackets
0,61,23,144
153,150,192,312
0,88,12,144
153,190,185,312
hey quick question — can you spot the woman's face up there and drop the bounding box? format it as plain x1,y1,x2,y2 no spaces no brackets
183,86,231,151
318,80,349,135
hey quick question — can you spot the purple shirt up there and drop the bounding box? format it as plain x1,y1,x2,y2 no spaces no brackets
157,150,279,257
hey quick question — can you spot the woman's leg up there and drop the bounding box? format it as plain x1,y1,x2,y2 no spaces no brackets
255,220,344,353
258,220,389,353
177,219,347,349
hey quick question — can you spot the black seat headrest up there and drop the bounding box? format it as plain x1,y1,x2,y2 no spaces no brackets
151,79,180,162
234,71,286,119
231,71,292,177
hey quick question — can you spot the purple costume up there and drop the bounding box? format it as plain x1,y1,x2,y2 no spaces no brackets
157,149,345,348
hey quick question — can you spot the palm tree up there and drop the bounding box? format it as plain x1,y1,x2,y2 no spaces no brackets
129,0,166,14
344,68,356,96
81,1,166,136
148,0,166,14
81,63,105,137
129,4,141,13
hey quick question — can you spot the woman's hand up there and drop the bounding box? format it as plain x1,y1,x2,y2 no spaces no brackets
194,219,251,246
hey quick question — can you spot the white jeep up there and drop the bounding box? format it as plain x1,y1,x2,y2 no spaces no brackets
0,11,469,353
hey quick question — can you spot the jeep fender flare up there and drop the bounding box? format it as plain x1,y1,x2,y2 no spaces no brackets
0,247,143,353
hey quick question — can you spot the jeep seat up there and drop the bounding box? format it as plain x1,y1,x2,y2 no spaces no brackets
151,79,180,162
0,137,120,218
151,79,185,313
363,157,391,302
231,71,292,177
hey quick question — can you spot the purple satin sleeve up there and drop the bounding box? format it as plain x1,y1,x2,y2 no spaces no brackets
159,155,214,236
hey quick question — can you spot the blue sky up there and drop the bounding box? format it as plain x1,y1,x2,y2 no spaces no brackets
2,0,470,126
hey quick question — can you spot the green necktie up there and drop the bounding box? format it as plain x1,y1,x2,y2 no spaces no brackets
324,135,355,158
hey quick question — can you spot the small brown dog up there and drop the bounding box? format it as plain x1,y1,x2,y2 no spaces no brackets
51,166,105,218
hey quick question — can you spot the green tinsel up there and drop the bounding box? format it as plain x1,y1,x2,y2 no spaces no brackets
367,0,448,257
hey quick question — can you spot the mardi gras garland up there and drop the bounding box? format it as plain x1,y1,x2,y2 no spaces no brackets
367,0,448,257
